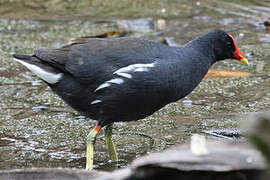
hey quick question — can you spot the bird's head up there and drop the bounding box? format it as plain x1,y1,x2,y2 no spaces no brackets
211,30,248,65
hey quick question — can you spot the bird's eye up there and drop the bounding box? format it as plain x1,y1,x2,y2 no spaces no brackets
227,42,232,48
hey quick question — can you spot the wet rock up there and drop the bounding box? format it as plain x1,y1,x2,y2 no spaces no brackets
130,168,261,180
130,141,266,180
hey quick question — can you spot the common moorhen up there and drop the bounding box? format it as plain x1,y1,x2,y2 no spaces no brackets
13,30,248,170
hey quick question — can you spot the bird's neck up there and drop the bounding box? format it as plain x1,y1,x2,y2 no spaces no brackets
183,34,216,65
168,40,216,101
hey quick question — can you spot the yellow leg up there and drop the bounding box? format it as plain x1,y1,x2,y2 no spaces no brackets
86,125,102,170
105,123,118,161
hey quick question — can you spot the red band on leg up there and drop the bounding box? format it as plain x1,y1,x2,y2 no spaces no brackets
94,125,102,132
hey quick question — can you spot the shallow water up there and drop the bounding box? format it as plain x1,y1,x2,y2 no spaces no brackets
0,0,269,171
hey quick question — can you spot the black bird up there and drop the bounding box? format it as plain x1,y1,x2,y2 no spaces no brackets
13,30,248,170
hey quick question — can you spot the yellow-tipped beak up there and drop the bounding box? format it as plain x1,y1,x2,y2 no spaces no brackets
229,34,249,66
240,58,249,65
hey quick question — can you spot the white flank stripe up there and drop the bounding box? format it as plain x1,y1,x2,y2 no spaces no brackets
114,62,156,74
94,78,124,92
116,72,132,79
91,100,102,105
94,82,110,92
14,58,63,84
134,67,149,72
114,65,133,74
107,78,124,84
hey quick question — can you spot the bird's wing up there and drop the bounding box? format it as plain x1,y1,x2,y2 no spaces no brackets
90,59,180,121
34,38,167,84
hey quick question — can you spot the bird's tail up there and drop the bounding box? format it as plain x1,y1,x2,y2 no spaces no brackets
13,54,63,84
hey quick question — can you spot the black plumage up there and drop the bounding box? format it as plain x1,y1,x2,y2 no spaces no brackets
12,30,248,169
